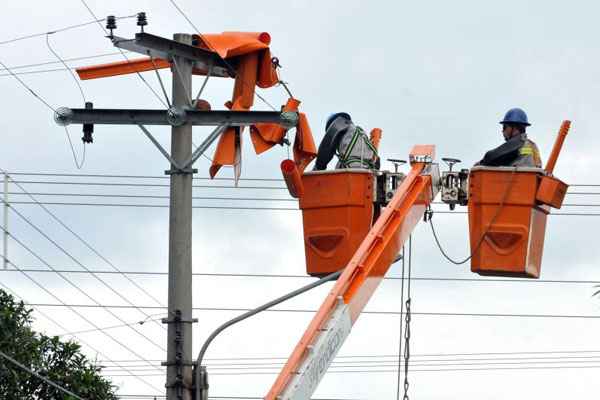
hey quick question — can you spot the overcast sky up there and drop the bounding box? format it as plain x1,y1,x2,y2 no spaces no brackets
1,1,600,399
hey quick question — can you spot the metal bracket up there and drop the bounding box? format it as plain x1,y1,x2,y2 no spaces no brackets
161,317,199,324
162,361,198,367
112,32,234,77
165,168,198,175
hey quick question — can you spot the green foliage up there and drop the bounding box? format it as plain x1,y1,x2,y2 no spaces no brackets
0,289,118,399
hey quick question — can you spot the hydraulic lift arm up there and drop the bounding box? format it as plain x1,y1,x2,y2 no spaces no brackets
265,145,440,400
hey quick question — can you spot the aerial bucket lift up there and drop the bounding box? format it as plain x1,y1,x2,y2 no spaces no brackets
270,121,570,399
443,120,571,278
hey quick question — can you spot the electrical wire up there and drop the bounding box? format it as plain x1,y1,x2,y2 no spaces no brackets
78,0,168,108
0,281,163,392
0,349,88,400
100,364,600,376
3,171,285,181
97,349,600,364
45,35,87,103
0,59,56,112
25,302,600,319
8,180,287,189
8,192,600,206
57,316,165,337
0,15,136,46
6,192,296,201
0,47,85,169
100,355,600,370
1,169,167,310
167,0,278,111
0,256,164,382
9,201,600,215
0,51,125,72
0,223,167,355
3,267,600,286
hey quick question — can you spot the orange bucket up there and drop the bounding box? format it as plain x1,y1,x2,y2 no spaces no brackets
299,170,375,277
468,167,549,278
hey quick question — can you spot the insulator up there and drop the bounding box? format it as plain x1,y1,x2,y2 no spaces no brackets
106,15,117,31
137,12,148,31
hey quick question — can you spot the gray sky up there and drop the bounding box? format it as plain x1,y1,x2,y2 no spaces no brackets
1,0,599,399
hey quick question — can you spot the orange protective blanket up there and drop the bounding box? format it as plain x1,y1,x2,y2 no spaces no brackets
76,31,278,88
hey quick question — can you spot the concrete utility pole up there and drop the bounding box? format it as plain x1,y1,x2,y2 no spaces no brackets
166,33,194,400
52,24,300,400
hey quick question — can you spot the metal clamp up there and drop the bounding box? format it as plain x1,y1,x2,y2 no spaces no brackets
162,317,199,324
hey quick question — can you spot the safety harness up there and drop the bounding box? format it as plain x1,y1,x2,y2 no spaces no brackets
337,126,379,169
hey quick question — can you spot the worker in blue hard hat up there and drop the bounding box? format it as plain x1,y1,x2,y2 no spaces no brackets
313,112,379,170
477,108,542,167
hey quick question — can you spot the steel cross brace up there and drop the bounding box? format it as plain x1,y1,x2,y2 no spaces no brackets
138,124,228,175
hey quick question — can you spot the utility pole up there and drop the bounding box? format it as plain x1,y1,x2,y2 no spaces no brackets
53,21,299,399
166,33,194,400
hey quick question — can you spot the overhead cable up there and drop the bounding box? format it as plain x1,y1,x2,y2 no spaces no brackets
78,0,168,107
0,206,168,348
0,281,163,392
3,267,599,286
1,170,167,311
26,302,600,319
0,228,167,369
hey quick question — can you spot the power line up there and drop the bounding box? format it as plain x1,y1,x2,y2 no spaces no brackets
9,180,287,189
6,192,296,202
0,208,167,351
0,51,125,72
100,355,600,370
3,267,599,286
0,59,57,112
4,171,284,181
5,192,600,209
96,349,600,364
78,0,168,108
0,349,88,400
0,230,166,372
99,358,600,373
57,316,164,337
8,201,297,210
0,281,163,392
6,172,600,194
8,201,600,215
101,363,600,376
2,170,167,313
26,303,600,319
0,15,136,46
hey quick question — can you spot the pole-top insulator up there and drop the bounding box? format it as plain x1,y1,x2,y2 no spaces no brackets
106,15,117,31
137,12,148,32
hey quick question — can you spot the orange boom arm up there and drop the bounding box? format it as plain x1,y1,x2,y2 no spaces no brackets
265,145,439,400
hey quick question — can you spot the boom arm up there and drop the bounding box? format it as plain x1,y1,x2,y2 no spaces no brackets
265,145,440,400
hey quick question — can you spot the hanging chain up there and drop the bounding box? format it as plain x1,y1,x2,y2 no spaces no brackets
402,235,413,400
396,245,406,400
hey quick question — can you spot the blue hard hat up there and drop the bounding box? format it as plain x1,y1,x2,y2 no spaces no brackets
499,108,531,126
325,112,351,131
